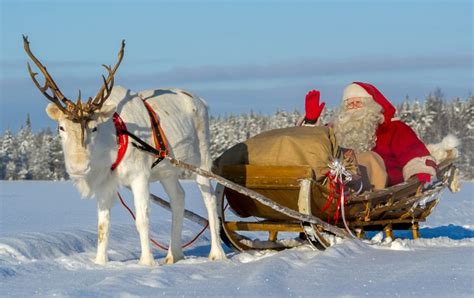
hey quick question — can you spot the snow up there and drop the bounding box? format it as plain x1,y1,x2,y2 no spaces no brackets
1,180,473,297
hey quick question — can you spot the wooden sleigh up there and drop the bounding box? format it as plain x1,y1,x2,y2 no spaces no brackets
216,158,459,251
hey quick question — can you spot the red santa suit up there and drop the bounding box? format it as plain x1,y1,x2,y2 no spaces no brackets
350,82,437,186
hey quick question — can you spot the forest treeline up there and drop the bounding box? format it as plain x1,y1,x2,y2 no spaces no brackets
1,90,472,180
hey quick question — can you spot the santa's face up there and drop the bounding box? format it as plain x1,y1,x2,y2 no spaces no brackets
334,97,384,153
344,97,364,111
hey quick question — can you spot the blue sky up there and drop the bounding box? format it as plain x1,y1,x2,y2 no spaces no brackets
1,0,472,131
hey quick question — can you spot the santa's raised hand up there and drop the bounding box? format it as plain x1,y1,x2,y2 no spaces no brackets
304,90,326,124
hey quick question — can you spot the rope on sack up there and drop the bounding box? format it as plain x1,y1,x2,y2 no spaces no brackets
323,159,357,238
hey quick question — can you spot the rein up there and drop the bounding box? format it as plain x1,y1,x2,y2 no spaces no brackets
117,192,209,251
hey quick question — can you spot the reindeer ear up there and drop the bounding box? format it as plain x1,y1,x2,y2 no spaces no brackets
97,103,116,122
45,103,63,121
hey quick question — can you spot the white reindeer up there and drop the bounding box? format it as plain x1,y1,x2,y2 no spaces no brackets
23,36,226,266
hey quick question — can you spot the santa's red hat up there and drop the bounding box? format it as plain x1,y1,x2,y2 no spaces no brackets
342,82,396,125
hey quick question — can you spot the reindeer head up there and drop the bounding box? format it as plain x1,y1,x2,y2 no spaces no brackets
24,36,125,176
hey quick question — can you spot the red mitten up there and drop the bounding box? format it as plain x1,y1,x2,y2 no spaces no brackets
416,173,432,183
305,90,325,121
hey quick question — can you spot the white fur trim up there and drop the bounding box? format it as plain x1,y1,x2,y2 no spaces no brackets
441,134,460,148
426,134,460,163
342,83,372,101
402,156,437,181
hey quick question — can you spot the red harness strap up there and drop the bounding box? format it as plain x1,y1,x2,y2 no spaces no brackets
142,100,169,160
111,101,169,171
111,112,129,171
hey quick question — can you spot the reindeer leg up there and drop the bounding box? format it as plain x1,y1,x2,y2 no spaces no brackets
95,193,114,265
130,175,155,266
160,175,185,264
196,175,226,261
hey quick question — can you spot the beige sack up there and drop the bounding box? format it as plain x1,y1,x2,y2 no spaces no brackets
355,151,387,190
214,126,343,179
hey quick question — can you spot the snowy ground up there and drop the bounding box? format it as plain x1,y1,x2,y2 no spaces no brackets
1,180,473,297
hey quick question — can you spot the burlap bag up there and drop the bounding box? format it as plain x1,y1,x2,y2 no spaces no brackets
214,126,340,180
355,151,387,190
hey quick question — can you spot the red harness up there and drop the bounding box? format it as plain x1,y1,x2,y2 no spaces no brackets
111,112,129,171
110,101,168,171
142,100,169,166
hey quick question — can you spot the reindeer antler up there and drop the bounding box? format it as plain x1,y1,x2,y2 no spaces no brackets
23,35,79,120
85,40,125,115
23,36,126,121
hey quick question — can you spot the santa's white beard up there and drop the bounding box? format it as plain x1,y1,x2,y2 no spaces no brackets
333,106,384,153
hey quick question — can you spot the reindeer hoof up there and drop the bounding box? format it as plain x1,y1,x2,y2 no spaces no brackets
94,256,108,265
209,248,227,261
139,256,156,266
164,253,184,265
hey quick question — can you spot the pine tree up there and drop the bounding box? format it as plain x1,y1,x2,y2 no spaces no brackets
398,96,416,128
17,114,35,179
2,129,18,180
410,99,427,138
28,130,53,180
423,89,449,143
50,131,68,180
0,132,5,179
447,97,464,134
458,95,474,179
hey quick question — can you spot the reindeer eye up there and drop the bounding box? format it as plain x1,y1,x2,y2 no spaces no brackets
91,127,98,132
59,126,65,131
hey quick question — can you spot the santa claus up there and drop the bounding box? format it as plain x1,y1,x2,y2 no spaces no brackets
303,82,437,186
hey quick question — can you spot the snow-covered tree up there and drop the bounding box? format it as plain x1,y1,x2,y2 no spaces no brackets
50,131,68,180
29,130,53,180
16,115,36,179
457,95,474,178
423,89,449,142
2,129,18,180
0,133,6,179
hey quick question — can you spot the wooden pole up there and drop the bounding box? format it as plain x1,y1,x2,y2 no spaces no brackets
268,231,278,242
411,223,420,239
384,224,394,239
150,193,209,227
